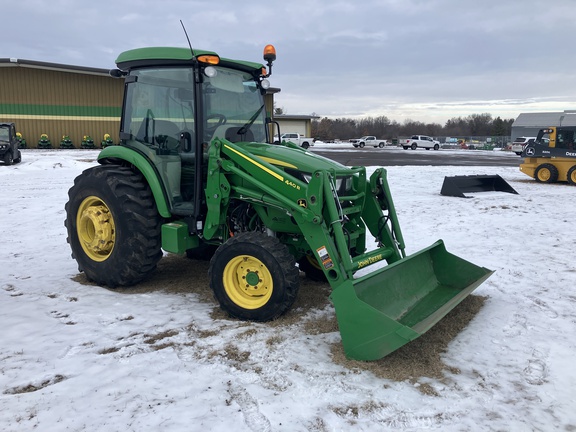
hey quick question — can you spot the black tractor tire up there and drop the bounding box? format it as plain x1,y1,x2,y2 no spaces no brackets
567,166,576,186
298,255,327,282
209,231,299,322
411,143,417,150
4,152,13,165
65,165,163,288
534,163,559,183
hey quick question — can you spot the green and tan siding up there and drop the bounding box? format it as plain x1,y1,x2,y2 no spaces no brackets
0,66,123,147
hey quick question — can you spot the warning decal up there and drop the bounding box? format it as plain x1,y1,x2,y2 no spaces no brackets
316,246,334,269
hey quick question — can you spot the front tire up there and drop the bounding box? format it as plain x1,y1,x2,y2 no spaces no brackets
411,143,417,150
534,163,559,183
209,232,299,321
65,165,162,287
4,152,13,165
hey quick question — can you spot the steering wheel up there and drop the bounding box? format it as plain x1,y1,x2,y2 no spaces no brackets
205,113,227,137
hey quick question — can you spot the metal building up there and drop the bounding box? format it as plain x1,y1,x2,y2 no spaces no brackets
0,57,281,149
0,58,124,148
512,110,576,141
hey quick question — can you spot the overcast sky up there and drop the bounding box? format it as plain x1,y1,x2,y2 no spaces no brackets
5,0,576,124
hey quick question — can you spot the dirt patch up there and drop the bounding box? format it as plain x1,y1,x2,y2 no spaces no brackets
72,254,486,390
329,295,486,391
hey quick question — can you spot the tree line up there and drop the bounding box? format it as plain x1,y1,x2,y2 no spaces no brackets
310,113,515,141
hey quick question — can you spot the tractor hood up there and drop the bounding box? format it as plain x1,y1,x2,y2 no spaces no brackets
241,142,347,175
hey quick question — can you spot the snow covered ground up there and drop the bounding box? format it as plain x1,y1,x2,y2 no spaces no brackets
1,147,575,431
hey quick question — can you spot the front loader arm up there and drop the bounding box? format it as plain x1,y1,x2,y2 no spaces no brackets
204,138,406,280
202,138,494,361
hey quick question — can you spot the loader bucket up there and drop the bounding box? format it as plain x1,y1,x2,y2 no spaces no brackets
440,174,518,198
330,240,493,361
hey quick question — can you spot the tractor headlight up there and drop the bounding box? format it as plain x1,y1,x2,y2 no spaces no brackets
301,174,353,194
336,176,352,193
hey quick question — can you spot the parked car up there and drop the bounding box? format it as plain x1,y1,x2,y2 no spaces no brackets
350,136,387,148
399,135,440,150
511,137,536,156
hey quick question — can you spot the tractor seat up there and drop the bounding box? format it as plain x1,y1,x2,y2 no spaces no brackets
211,126,254,143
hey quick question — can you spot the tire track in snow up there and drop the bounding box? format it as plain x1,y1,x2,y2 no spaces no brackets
227,381,272,432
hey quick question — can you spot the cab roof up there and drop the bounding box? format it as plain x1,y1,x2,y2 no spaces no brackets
115,47,264,73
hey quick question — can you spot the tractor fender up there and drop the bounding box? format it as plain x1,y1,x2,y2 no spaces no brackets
97,146,172,217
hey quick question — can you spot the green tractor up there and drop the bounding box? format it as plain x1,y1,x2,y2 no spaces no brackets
16,132,27,149
60,135,75,149
100,133,114,148
64,45,493,361
81,135,96,149
38,133,52,149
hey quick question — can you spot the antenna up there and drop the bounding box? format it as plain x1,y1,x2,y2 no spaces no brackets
180,20,197,63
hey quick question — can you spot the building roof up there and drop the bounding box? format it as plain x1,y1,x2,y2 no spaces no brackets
275,114,320,120
0,58,111,77
513,110,576,127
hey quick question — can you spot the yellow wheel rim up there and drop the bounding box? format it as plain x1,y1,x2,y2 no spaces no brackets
306,255,322,271
76,196,116,262
537,168,551,182
223,255,273,309
570,169,576,184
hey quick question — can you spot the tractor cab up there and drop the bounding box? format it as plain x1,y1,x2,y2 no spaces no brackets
110,48,273,219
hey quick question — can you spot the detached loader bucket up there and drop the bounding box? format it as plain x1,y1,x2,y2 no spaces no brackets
441,174,518,198
330,240,493,361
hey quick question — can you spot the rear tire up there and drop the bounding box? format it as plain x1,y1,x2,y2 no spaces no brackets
534,163,559,183
209,232,299,321
567,166,576,185
65,165,163,287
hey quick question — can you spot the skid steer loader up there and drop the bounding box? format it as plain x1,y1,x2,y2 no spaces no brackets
520,126,576,185
64,45,493,361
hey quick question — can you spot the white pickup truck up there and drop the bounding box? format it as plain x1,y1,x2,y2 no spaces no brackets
278,133,315,149
400,135,440,150
350,136,388,149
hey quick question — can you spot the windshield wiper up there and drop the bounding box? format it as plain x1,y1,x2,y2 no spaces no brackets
236,104,264,136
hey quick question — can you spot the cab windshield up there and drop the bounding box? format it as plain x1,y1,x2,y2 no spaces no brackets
121,65,266,151
202,66,266,143
0,128,9,141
